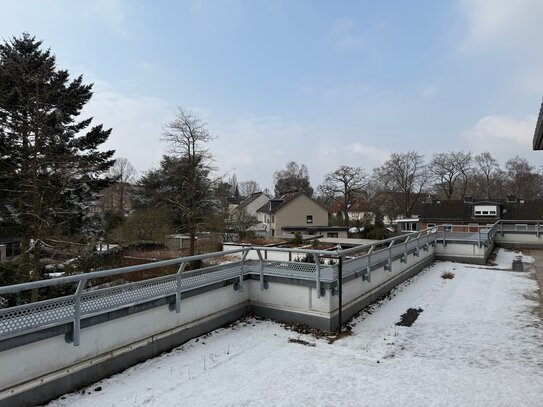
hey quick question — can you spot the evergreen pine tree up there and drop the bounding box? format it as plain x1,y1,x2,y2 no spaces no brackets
0,34,114,276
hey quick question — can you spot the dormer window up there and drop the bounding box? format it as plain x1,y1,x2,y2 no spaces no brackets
474,205,498,217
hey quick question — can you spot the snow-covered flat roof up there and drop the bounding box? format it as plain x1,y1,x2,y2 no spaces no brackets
48,249,543,407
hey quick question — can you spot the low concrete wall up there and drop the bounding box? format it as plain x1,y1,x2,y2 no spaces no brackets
250,244,435,331
434,241,492,264
0,285,249,407
495,232,543,248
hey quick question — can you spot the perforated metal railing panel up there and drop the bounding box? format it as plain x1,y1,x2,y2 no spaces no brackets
179,262,243,291
0,295,75,336
80,274,177,315
0,262,245,338
245,260,318,281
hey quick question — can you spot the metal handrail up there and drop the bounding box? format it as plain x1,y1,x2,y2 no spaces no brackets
0,247,249,295
337,228,435,257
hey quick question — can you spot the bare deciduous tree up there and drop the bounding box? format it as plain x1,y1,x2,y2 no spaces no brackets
505,156,543,199
471,152,502,199
318,166,368,225
162,108,216,256
227,207,258,238
429,151,472,200
106,157,136,213
374,151,428,218
238,180,261,198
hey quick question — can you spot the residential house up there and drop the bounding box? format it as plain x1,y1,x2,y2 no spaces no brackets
237,192,270,219
328,199,375,224
257,192,348,238
229,192,270,237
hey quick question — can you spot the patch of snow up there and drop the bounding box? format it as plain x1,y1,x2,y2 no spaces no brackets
493,248,534,269
45,272,65,278
47,260,543,407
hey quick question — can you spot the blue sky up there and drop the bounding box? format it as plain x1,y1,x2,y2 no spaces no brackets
1,0,543,190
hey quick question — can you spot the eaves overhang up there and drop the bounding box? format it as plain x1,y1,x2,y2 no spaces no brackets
533,99,543,150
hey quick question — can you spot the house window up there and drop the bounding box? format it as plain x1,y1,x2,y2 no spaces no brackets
444,225,452,232
306,215,313,224
271,215,275,223
327,232,338,238
427,223,436,228
474,205,498,216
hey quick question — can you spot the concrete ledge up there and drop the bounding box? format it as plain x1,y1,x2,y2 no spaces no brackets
250,304,334,332
435,254,488,265
0,303,249,407
496,242,543,249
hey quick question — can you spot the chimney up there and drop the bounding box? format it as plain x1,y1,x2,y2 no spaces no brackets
464,196,473,203
507,194,516,202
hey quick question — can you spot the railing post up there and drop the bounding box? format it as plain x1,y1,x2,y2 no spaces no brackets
501,222,504,237
315,254,321,298
256,249,265,291
415,233,421,256
402,236,409,263
73,278,87,347
175,262,186,313
538,222,540,238
337,255,343,333
385,239,394,272
238,250,248,292
365,245,374,282
443,227,447,247
477,227,481,248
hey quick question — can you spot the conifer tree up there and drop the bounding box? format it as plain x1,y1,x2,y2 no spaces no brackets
0,34,115,275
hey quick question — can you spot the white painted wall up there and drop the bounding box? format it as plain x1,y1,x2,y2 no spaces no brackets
0,286,250,391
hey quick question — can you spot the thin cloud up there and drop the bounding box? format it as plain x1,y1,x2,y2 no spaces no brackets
459,0,543,54
462,114,540,164
83,81,172,174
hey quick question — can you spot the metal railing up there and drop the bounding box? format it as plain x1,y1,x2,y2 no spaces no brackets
0,228,438,345
435,221,500,248
497,220,543,237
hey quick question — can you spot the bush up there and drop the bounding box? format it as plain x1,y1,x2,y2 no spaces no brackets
441,271,455,279
291,232,303,245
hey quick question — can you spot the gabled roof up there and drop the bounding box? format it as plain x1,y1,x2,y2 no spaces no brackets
237,192,269,211
257,192,329,215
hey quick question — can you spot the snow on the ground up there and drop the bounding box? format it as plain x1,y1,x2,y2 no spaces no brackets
48,249,543,407
493,248,534,269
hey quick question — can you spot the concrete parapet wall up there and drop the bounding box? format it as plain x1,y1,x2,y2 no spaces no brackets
434,241,492,264
0,285,249,407
495,232,543,248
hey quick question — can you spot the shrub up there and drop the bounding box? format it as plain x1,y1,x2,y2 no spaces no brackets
441,271,455,279
291,232,303,245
